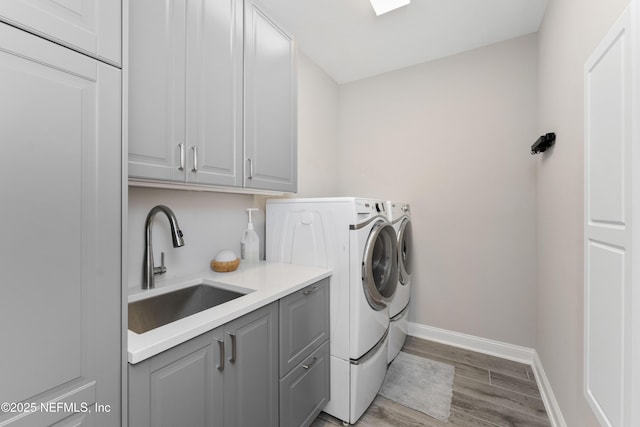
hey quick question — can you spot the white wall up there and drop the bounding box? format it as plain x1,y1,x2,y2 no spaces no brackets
536,0,629,425
337,35,539,347
128,53,339,291
295,53,340,197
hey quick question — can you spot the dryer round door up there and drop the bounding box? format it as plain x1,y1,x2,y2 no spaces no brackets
398,217,413,285
362,221,398,310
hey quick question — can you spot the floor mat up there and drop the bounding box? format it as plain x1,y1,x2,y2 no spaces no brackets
379,351,455,422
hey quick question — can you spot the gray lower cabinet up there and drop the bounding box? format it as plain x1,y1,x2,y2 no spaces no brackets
128,279,329,427
128,303,278,427
280,342,330,427
279,278,330,374
279,279,331,427
128,330,223,427
224,303,279,427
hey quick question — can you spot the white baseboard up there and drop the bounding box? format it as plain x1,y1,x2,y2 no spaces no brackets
407,322,566,427
408,322,534,364
531,351,568,427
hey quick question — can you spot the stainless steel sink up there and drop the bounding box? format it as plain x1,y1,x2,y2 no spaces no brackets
129,284,249,334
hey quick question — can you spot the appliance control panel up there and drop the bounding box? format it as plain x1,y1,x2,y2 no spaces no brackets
356,199,386,216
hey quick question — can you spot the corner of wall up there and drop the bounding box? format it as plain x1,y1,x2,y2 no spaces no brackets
531,351,568,427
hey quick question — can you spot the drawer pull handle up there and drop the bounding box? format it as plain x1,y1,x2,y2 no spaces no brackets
303,286,317,295
228,333,237,363
216,339,225,371
302,357,318,370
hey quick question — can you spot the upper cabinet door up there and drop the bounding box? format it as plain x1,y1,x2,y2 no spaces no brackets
0,22,121,426
185,0,243,187
0,0,121,66
244,0,297,193
128,0,187,183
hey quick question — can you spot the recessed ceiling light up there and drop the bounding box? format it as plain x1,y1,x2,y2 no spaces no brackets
369,0,410,16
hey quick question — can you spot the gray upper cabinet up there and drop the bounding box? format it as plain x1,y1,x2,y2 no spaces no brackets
127,0,186,182
0,22,121,427
0,0,121,66
244,0,297,193
128,0,297,193
128,0,243,187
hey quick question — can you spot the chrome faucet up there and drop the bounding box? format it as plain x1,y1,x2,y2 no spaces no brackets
143,205,185,289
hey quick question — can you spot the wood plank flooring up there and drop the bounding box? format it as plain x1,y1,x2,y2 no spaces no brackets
312,336,550,427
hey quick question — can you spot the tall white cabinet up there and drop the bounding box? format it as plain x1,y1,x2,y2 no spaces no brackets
0,0,121,66
0,7,122,427
128,0,297,193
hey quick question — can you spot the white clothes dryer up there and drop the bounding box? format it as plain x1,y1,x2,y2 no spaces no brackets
266,197,398,424
386,201,413,363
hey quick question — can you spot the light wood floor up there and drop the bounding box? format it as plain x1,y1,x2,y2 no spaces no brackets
312,336,551,427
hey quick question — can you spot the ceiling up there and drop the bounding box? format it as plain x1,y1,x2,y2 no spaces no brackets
258,0,549,84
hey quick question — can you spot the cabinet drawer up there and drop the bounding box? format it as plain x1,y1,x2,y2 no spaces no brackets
279,340,330,427
279,278,329,375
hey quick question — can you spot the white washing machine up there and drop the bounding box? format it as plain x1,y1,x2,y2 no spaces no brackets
386,201,413,363
266,197,398,424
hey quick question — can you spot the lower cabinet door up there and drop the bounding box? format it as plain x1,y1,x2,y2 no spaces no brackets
128,329,224,427
224,303,279,427
279,341,330,427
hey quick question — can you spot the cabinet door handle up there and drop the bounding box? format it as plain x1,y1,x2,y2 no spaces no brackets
191,146,198,172
302,357,318,370
216,339,225,371
228,332,237,363
247,158,253,179
303,286,317,295
178,143,185,170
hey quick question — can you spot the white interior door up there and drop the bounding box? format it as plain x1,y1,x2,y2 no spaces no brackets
584,3,638,426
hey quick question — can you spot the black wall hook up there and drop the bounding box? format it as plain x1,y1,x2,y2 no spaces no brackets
531,133,556,155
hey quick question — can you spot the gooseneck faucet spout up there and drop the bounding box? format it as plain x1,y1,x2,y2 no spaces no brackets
143,205,185,289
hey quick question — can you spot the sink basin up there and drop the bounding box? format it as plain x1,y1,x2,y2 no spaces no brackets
129,284,249,334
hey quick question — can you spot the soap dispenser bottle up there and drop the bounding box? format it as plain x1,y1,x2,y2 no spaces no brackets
241,208,260,263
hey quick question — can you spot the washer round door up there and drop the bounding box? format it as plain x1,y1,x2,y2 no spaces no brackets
362,220,398,310
398,217,413,286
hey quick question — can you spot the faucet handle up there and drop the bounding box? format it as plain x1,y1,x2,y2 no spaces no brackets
153,252,167,276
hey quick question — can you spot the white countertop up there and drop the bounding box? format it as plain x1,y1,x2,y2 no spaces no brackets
128,262,332,364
